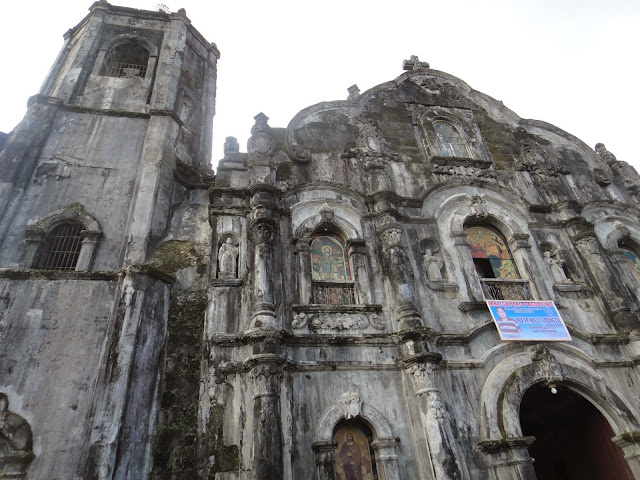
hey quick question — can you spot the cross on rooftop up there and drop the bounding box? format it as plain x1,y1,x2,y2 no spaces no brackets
403,55,430,71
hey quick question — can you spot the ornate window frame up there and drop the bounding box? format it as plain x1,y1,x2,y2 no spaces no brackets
25,203,102,271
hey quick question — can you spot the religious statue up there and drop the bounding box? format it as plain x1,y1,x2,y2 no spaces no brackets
0,393,32,452
218,238,239,278
469,195,488,218
423,249,444,282
544,251,569,283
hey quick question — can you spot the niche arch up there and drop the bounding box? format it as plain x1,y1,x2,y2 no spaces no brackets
313,395,400,480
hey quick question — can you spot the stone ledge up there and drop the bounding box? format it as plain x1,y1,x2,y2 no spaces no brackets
427,281,458,292
211,278,243,287
292,304,383,314
458,301,487,312
0,268,120,281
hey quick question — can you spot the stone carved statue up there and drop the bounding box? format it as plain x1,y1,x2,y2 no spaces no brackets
423,249,444,282
339,391,362,420
595,143,617,165
469,195,488,219
218,238,239,278
0,393,32,452
544,251,569,283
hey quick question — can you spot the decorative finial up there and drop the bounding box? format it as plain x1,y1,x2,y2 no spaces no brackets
347,84,360,102
224,136,239,156
251,112,270,135
403,55,430,71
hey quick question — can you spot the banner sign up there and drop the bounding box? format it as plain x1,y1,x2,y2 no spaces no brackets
486,300,571,341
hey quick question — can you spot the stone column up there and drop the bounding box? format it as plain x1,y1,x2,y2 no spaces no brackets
451,229,485,302
407,357,464,480
75,230,101,271
613,431,640,477
347,239,372,304
477,437,537,480
378,223,422,330
23,229,44,268
371,437,401,480
574,235,638,330
312,440,337,480
250,216,278,329
246,356,285,480
294,237,312,304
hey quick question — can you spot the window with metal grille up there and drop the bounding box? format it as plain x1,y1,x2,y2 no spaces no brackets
35,223,84,271
433,120,469,158
99,42,149,79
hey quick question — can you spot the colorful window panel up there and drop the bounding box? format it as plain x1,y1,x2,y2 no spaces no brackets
311,235,352,282
465,226,520,279
333,425,378,480
622,249,640,276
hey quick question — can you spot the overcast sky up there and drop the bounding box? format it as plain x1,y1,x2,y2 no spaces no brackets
2,0,639,171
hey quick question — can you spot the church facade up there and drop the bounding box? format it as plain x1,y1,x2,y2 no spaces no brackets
1,2,640,479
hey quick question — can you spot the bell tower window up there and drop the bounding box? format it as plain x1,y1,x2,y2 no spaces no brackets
99,42,150,78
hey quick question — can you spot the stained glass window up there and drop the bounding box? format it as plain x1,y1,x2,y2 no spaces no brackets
333,424,378,480
465,226,520,279
622,249,640,276
433,121,468,158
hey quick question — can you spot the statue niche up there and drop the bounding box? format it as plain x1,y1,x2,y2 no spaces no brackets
217,235,239,279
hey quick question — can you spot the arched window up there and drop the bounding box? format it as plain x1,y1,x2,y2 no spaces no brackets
333,422,378,480
34,222,84,271
310,233,355,304
465,225,531,300
466,226,519,279
620,248,640,277
100,41,150,78
433,120,468,158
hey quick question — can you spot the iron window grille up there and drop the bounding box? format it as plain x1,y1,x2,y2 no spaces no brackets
312,283,356,305
480,278,533,301
100,61,147,79
35,223,84,271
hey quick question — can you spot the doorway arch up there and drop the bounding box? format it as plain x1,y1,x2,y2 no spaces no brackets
520,382,633,479
478,346,640,478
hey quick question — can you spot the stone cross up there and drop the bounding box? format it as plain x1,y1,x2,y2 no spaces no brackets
403,55,430,71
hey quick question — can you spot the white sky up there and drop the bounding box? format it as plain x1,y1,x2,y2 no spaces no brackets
2,0,639,171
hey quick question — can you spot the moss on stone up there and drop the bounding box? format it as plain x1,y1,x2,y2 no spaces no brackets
208,404,241,476
152,289,207,479
148,240,202,276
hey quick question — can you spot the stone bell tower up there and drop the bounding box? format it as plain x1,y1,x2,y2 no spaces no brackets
0,2,218,479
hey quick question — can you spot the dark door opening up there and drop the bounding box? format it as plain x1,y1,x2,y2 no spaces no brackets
520,383,633,480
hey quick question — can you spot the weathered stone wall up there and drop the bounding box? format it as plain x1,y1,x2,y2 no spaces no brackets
206,64,640,479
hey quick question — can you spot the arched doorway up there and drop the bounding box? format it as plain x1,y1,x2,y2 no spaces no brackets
520,383,633,479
